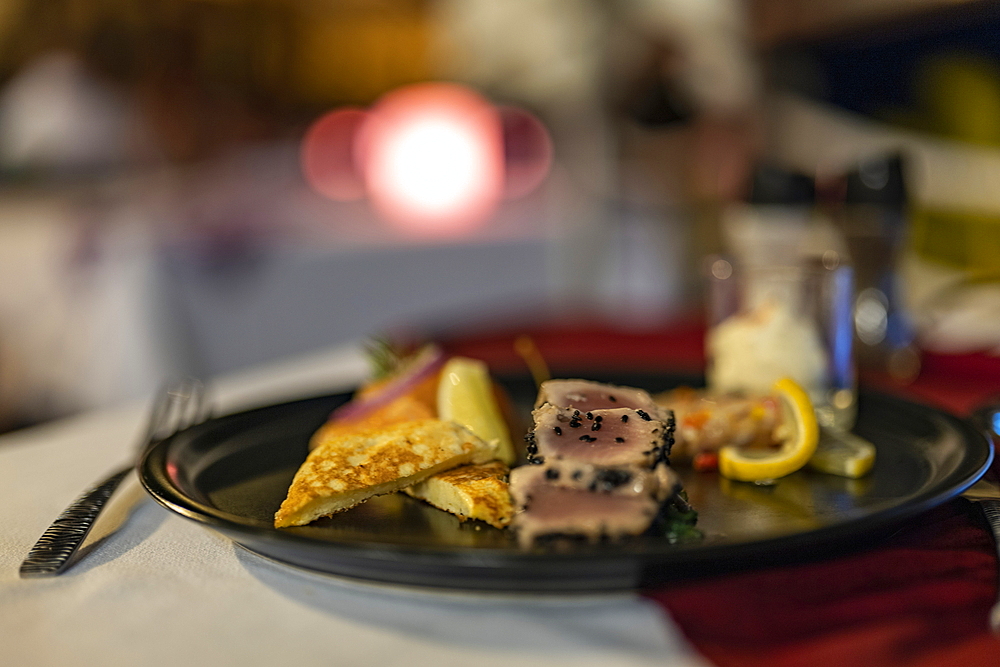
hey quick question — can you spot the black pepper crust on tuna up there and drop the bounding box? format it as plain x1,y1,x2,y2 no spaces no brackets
524,432,544,464
658,412,676,466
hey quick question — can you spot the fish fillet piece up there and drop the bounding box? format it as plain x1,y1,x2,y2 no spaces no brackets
509,459,680,501
508,482,658,547
508,460,681,546
404,461,513,528
535,379,669,421
275,419,495,528
527,404,672,467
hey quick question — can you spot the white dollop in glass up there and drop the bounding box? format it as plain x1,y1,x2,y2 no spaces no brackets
706,255,856,431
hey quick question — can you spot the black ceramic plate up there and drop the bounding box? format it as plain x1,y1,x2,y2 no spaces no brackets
139,372,993,592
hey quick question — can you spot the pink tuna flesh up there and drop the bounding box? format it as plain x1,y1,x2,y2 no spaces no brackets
511,486,659,547
529,405,669,467
535,379,668,421
509,461,680,504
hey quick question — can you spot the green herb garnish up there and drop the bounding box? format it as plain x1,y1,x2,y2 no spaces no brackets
363,337,403,380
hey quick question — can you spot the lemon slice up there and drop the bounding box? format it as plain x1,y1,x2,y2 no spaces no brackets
437,357,515,464
808,428,876,478
718,378,819,482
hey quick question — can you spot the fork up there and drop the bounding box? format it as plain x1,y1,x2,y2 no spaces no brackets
19,379,209,578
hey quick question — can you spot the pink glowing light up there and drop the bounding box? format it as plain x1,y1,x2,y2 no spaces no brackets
301,107,368,201
300,84,554,236
357,83,504,235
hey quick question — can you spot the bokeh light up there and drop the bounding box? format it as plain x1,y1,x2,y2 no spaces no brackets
499,106,553,199
357,83,504,235
301,84,553,236
301,107,368,201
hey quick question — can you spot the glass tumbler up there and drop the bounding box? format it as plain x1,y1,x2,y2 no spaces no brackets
706,254,856,430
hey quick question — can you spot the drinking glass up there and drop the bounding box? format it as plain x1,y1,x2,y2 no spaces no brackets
706,253,856,430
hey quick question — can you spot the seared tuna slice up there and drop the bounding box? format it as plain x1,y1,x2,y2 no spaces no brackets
512,486,658,547
508,462,681,547
509,460,680,505
529,404,670,467
535,379,669,421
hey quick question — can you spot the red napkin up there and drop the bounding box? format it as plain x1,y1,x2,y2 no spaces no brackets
644,501,999,667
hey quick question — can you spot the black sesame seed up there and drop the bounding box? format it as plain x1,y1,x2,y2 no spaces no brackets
594,416,603,422
579,435,596,442
569,420,581,428
573,410,581,417
545,468,559,480
609,395,617,402
554,426,562,435
615,437,625,443
594,469,631,490
591,421,601,431
586,412,593,420
637,410,651,421
621,414,629,423
572,470,583,480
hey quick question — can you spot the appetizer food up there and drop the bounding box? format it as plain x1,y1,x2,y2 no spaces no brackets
403,461,513,529
437,356,516,464
661,377,873,481
510,379,688,546
808,428,876,478
715,378,819,482
708,299,827,400
509,459,681,546
534,379,668,418
308,345,442,447
276,344,516,529
276,346,704,545
656,387,780,463
274,419,496,528
528,405,669,468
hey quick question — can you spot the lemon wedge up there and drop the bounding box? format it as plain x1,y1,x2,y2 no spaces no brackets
808,428,876,478
437,356,515,464
718,378,819,482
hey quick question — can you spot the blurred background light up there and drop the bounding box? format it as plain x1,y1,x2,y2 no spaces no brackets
300,107,368,202
301,84,553,235
357,82,504,235
4,0,1000,430
499,106,553,200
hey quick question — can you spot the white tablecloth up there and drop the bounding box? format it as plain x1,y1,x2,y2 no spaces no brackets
0,344,708,667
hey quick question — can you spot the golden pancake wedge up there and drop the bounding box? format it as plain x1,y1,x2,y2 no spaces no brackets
274,419,495,528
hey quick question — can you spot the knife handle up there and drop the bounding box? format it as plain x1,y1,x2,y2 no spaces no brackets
978,498,1000,634
19,467,131,578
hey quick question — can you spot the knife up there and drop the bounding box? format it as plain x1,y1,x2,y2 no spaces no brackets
968,402,1000,634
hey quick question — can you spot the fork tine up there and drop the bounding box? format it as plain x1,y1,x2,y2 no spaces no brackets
146,378,209,443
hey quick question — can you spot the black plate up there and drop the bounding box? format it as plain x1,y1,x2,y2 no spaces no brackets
139,372,993,591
